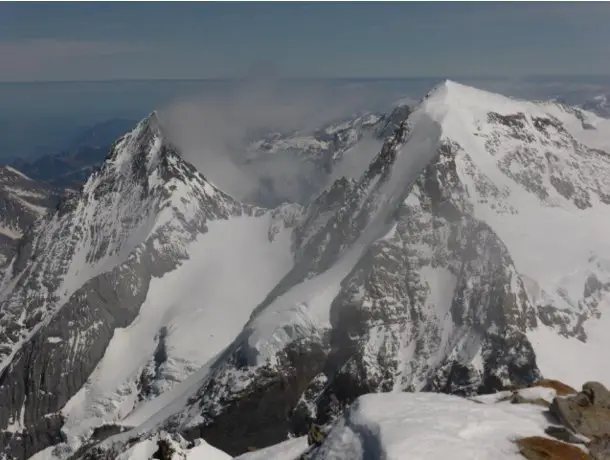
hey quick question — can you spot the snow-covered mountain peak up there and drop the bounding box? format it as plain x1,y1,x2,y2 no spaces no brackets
93,111,187,192
91,110,226,205
104,111,162,168
409,80,610,210
419,79,601,134
0,111,287,459
419,79,555,133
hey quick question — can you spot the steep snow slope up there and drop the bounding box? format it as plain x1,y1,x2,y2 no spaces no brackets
237,111,442,367
61,208,296,446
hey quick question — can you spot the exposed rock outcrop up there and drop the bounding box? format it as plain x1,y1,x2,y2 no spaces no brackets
518,381,610,460
517,436,590,460
550,382,610,439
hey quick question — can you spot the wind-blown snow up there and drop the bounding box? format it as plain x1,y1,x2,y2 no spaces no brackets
327,134,383,183
61,213,294,445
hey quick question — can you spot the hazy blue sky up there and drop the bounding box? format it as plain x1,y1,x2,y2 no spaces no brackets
1,2,609,82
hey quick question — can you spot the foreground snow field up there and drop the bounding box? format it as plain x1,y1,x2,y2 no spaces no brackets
310,392,553,460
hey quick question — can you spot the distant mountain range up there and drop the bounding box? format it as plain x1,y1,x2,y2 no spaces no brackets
8,118,136,189
582,93,610,118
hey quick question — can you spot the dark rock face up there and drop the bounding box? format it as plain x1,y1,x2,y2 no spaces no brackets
251,121,411,323
374,104,412,140
180,339,328,455
152,439,175,460
0,245,160,459
0,414,65,460
544,425,587,444
138,326,170,401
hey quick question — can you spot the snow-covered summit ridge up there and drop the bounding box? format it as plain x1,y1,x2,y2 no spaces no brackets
421,79,606,135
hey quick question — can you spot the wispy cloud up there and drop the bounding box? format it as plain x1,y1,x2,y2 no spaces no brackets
158,73,382,203
0,39,141,81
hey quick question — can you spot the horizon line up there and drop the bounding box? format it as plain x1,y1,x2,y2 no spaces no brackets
2,75,610,85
